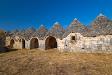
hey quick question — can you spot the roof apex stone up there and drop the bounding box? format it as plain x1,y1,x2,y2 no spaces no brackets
54,22,60,25
98,13,105,17
74,18,78,20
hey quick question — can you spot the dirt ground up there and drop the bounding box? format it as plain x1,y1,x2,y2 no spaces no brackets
0,49,112,75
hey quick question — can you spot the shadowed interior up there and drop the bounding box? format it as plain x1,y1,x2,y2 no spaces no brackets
45,36,57,50
10,39,15,48
30,38,39,49
22,39,25,49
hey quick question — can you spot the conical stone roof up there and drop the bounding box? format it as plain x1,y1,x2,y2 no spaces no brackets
8,13,112,40
90,13,112,36
47,22,65,39
21,27,36,40
63,18,90,38
33,25,48,40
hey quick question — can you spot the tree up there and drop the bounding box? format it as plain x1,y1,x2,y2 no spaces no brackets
0,30,5,38
0,29,6,48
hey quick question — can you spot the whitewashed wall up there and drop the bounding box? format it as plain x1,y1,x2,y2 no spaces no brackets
6,33,112,52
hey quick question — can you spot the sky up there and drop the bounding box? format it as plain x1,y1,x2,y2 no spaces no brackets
0,0,112,31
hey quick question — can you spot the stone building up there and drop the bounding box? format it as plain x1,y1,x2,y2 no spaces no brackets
5,13,112,52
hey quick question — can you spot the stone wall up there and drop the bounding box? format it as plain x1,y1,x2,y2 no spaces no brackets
6,36,24,49
60,33,112,52
5,33,112,52
61,33,84,52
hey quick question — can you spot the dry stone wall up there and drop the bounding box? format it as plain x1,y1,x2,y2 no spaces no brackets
60,33,112,52
5,33,112,52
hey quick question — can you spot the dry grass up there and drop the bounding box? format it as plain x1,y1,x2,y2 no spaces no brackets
0,49,112,75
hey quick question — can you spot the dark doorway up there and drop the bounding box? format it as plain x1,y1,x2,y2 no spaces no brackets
45,36,57,50
71,36,76,40
10,39,15,48
22,39,25,49
30,38,39,49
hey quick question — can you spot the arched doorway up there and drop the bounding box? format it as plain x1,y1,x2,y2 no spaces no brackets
22,39,25,49
45,36,57,50
10,39,15,48
30,38,39,49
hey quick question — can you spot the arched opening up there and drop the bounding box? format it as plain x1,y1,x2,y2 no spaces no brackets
10,39,15,48
45,36,57,50
22,39,25,49
30,38,39,49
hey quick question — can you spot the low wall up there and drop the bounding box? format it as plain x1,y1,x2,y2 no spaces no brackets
59,33,112,52
5,33,112,52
